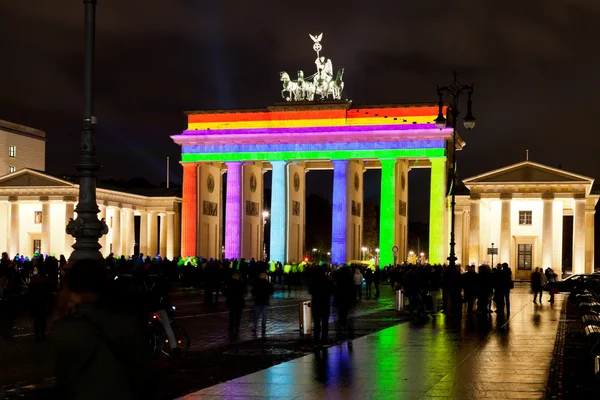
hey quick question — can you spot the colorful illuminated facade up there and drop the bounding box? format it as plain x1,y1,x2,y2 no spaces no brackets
172,101,455,266
456,160,598,278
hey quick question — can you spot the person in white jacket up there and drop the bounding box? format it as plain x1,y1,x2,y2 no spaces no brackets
353,268,364,300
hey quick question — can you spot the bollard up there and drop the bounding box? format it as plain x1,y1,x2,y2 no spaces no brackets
299,301,312,335
395,290,404,311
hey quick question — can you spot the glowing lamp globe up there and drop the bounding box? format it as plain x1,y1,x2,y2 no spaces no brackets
463,114,476,130
435,115,447,130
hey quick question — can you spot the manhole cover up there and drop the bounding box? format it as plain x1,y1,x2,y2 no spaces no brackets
223,348,300,357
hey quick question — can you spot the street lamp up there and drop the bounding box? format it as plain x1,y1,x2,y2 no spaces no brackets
375,248,380,266
66,0,108,263
435,72,476,270
262,211,269,261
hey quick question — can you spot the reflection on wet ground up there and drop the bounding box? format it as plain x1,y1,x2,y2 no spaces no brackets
181,284,563,399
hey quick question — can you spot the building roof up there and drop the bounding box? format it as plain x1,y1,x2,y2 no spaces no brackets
0,119,46,140
463,161,593,185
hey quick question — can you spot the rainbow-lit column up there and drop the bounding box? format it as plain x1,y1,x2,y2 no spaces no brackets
225,162,242,259
429,158,447,265
331,160,348,265
181,163,198,257
270,161,287,263
379,159,397,267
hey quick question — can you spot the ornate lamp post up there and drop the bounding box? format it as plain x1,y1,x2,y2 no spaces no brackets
66,0,108,263
435,72,476,269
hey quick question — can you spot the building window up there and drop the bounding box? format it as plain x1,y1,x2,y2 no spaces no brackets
517,244,532,270
519,211,532,225
9,145,16,158
34,211,42,224
8,166,15,173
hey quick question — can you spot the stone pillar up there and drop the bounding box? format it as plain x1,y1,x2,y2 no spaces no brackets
572,198,586,275
166,212,175,260
429,158,446,265
41,201,51,255
331,160,348,265
181,163,198,258
454,209,463,265
269,161,287,263
225,162,242,259
112,207,121,256
125,209,135,257
98,204,107,256
585,204,595,274
468,196,481,265
500,195,512,265
9,201,19,256
65,202,75,255
147,212,158,257
379,159,396,267
139,210,148,257
159,213,168,257
541,195,554,270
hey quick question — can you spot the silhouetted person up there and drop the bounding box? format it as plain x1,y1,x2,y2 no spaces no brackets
373,265,381,298
531,268,543,303
29,266,52,341
309,267,334,347
226,273,245,336
334,266,354,344
252,273,274,336
462,265,478,314
51,260,150,400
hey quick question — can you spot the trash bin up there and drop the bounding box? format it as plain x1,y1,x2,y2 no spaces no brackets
299,301,312,335
395,290,404,311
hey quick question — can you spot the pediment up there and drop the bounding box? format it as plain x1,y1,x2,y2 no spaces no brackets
0,169,74,187
463,161,593,185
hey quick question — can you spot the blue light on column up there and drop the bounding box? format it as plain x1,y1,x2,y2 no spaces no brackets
270,161,286,263
331,160,348,265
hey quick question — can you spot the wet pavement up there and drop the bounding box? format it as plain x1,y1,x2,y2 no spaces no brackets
181,284,564,400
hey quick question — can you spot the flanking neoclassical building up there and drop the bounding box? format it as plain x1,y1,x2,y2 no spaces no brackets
0,168,182,259
455,160,598,279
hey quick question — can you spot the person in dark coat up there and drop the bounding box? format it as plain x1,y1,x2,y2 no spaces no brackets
373,266,381,298
252,273,274,336
531,268,543,303
51,260,150,400
333,266,354,344
225,273,245,335
309,266,334,346
462,265,478,314
29,266,52,341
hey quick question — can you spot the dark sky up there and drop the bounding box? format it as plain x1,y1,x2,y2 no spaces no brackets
1,1,600,223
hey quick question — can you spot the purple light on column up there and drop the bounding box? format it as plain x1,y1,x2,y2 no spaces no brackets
331,160,348,265
225,162,242,259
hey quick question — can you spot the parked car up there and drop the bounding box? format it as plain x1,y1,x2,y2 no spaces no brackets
557,272,600,294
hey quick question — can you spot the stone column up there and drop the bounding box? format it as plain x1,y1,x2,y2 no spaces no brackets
269,161,287,263
65,202,75,255
181,163,198,258
468,196,481,265
572,198,586,275
159,213,168,258
379,159,396,267
9,201,19,256
429,158,446,265
500,195,512,265
454,209,463,265
98,204,107,256
166,212,175,260
147,212,158,257
541,195,554,270
139,210,148,256
331,160,348,265
41,201,51,255
224,162,242,259
125,209,135,257
112,207,121,256
585,204,595,274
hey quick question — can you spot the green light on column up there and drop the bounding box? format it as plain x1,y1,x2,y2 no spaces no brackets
429,157,446,264
379,159,396,267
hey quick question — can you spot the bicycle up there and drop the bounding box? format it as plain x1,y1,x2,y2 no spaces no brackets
147,306,191,356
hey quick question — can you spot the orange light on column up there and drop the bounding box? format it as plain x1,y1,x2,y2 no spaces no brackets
181,163,198,256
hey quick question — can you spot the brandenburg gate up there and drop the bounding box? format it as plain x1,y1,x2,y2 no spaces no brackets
171,34,455,267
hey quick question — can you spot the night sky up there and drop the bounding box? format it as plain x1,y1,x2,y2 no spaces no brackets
1,1,599,223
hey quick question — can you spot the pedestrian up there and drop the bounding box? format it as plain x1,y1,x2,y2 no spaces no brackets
353,267,364,300
51,260,150,399
333,266,354,345
496,263,513,313
225,273,245,336
29,266,52,341
364,267,373,299
430,265,442,313
462,265,478,314
309,266,334,347
531,268,543,303
373,265,381,298
251,272,274,336
545,268,558,303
